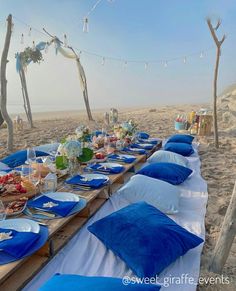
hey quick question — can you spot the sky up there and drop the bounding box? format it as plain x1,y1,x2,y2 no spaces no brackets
0,0,236,114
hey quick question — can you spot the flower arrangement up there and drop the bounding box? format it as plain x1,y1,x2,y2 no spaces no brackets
114,119,138,139
75,125,91,142
56,135,93,175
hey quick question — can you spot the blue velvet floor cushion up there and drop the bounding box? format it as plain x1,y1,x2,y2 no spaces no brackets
136,162,192,185
88,202,203,278
164,142,194,157
167,134,194,144
39,274,161,291
1,150,49,168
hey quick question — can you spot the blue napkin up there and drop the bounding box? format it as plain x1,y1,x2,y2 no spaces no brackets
123,147,146,155
138,138,159,145
131,143,154,150
0,228,40,259
108,154,136,164
87,163,124,174
66,175,107,188
27,196,78,217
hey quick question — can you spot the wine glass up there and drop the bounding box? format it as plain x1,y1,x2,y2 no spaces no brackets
27,148,36,164
0,200,6,221
29,163,41,191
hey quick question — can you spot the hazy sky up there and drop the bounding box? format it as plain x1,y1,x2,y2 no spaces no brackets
0,0,236,113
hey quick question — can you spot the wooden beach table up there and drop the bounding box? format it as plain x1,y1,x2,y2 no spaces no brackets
0,141,162,290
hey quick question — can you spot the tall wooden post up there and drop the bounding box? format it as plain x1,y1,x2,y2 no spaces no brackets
207,18,226,149
209,181,236,273
19,59,34,128
0,14,14,151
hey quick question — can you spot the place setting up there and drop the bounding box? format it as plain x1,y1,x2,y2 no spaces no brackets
107,153,136,164
84,162,125,175
65,173,110,191
0,216,48,265
24,192,86,220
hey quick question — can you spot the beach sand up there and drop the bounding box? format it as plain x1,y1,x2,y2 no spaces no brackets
0,104,235,290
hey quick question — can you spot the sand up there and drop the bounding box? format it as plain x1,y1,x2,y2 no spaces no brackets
0,104,235,290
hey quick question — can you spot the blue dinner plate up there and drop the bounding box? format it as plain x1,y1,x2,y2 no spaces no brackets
23,197,87,220
0,225,48,265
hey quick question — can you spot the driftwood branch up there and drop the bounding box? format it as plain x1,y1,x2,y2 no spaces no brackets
0,14,14,151
209,181,236,273
206,17,226,149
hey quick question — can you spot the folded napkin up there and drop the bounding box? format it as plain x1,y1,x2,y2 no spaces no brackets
87,163,124,174
66,174,107,188
138,138,159,145
27,196,78,217
0,227,40,259
131,143,154,150
123,147,146,155
108,154,136,164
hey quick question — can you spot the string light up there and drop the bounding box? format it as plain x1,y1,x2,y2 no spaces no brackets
63,34,68,47
123,61,128,68
44,42,49,53
32,41,36,51
101,57,105,65
83,17,89,33
12,15,213,70
20,33,24,44
28,27,32,37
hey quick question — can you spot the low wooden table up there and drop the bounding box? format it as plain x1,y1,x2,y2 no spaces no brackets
0,141,162,290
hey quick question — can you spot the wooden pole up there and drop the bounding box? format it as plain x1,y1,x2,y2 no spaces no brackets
209,181,236,273
207,18,226,149
19,64,34,128
0,14,13,151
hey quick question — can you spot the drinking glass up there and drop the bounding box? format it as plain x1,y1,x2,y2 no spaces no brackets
29,163,41,187
27,147,36,164
0,200,6,221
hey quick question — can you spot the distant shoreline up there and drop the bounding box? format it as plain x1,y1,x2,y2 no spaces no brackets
9,102,210,121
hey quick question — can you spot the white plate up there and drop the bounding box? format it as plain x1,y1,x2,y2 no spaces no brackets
138,143,153,147
129,148,143,152
99,162,122,168
44,192,80,202
116,154,135,159
0,218,40,233
81,173,109,183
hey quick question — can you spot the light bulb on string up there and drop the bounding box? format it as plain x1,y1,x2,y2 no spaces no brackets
32,41,36,51
101,57,105,65
83,17,89,33
44,42,49,54
63,34,68,47
183,57,187,64
28,27,32,37
20,33,24,45
144,62,148,70
123,61,128,69
200,51,204,58
164,61,168,68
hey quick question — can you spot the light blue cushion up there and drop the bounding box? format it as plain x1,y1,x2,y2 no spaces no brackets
164,142,194,157
39,274,161,291
147,150,188,167
137,132,150,139
88,202,203,278
136,162,192,185
118,174,180,214
1,150,49,168
167,134,194,144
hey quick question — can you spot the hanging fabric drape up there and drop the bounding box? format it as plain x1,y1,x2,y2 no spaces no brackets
54,42,93,120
